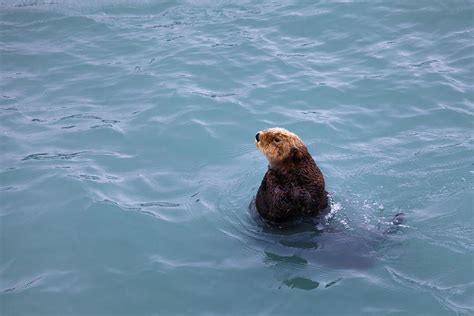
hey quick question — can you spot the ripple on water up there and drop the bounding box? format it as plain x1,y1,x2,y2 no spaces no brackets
386,267,474,315
98,195,196,223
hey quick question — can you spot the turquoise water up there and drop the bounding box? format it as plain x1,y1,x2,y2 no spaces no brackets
1,1,473,315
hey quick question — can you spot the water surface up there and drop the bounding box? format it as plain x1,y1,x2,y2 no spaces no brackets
1,1,473,315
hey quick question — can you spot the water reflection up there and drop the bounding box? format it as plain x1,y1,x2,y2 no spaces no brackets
283,277,320,290
243,200,406,290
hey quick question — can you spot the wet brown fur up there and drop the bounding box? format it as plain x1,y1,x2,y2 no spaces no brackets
255,128,328,223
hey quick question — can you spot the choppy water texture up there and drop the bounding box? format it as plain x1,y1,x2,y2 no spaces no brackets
1,1,473,315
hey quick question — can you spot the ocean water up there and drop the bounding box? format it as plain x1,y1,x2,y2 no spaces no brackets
1,1,473,315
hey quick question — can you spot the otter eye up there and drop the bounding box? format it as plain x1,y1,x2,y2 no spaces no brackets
274,137,280,143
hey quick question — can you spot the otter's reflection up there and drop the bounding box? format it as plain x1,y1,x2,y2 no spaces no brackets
246,198,405,290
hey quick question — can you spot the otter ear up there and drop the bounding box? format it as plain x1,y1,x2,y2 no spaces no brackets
290,147,303,161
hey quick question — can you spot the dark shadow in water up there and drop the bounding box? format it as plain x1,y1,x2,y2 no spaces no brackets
282,277,319,290
246,199,406,290
261,226,378,270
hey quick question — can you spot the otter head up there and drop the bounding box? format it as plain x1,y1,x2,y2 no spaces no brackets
255,127,308,168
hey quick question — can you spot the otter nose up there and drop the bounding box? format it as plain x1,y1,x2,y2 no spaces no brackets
255,132,260,142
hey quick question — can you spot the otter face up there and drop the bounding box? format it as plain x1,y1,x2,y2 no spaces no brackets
255,127,306,166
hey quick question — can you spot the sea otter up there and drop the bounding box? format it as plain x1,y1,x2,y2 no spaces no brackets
255,127,328,223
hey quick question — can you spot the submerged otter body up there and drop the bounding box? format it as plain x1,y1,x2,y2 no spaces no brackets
255,128,328,223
